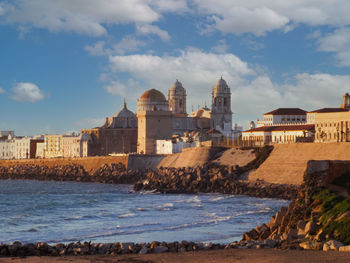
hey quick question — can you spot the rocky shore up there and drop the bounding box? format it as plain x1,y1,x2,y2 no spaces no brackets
0,163,145,184
0,240,228,257
240,160,350,252
134,165,298,199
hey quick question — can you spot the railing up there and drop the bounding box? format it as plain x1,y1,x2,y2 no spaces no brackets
211,138,265,148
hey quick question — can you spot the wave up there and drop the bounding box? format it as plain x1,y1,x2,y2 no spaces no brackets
118,213,136,218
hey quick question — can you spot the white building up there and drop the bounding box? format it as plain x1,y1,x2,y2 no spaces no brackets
242,124,314,144
0,139,15,159
14,137,31,159
257,108,307,127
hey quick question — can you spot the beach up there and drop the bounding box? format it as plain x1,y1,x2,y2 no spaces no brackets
2,249,350,263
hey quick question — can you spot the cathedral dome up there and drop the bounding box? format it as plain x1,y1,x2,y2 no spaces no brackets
113,100,136,118
140,89,166,102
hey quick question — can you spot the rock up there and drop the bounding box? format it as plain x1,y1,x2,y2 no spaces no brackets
323,240,344,251
304,221,318,235
73,247,88,255
299,241,323,250
153,246,168,253
339,245,350,252
139,246,148,254
263,239,278,248
297,220,306,236
243,229,259,241
336,211,350,221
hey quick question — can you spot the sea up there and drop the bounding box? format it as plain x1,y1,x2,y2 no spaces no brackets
0,180,289,244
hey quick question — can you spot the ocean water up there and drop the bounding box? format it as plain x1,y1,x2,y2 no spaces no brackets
0,180,288,244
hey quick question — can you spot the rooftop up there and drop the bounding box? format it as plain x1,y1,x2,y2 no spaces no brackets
308,108,350,113
264,108,307,115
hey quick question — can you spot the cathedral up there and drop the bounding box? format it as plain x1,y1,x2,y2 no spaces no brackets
82,77,233,155
137,77,233,154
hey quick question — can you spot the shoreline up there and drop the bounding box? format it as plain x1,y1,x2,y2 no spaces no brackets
2,248,350,263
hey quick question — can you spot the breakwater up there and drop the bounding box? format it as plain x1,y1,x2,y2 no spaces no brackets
0,163,144,184
134,166,297,200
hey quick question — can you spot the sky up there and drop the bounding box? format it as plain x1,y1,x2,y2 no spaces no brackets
1,0,350,136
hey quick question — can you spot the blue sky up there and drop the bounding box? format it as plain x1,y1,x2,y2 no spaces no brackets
1,0,350,135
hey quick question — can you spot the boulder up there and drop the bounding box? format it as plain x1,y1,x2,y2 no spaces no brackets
153,246,168,253
323,240,344,251
243,229,259,241
304,221,318,235
139,246,148,254
339,245,350,252
299,241,323,250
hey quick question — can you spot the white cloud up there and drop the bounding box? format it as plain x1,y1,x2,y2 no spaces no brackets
106,49,254,109
193,0,350,36
136,24,171,42
211,40,229,53
0,86,4,94
113,36,146,54
103,80,128,97
317,27,350,66
85,36,147,56
11,82,45,102
84,41,108,56
0,0,161,36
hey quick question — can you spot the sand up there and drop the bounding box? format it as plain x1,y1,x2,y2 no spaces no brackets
1,249,350,263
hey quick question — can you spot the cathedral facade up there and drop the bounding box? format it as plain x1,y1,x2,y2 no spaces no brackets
81,100,138,155
136,78,233,154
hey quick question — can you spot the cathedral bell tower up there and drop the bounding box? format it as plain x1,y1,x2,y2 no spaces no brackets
168,79,187,117
211,77,232,135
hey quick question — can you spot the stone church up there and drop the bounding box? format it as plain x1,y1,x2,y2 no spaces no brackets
137,77,233,154
82,77,233,155
81,100,138,156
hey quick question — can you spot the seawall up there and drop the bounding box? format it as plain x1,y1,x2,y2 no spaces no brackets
249,143,350,185
0,156,128,174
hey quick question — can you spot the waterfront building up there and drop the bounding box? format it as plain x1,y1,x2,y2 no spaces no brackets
256,108,307,127
309,94,350,143
242,125,314,144
62,133,91,158
0,138,15,159
14,137,31,159
43,134,63,158
243,108,313,145
82,100,137,155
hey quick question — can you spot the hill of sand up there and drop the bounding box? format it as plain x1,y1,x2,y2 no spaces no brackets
249,143,350,185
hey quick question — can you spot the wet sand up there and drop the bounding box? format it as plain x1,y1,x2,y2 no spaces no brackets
1,249,350,263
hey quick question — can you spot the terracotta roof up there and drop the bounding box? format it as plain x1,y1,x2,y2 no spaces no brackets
243,124,315,133
308,108,350,113
264,108,307,115
140,89,166,102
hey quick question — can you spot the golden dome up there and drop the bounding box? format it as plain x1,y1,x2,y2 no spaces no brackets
140,89,166,102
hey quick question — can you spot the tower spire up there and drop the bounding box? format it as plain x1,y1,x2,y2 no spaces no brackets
123,98,127,109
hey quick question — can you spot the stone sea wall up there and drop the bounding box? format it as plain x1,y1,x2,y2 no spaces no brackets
0,163,145,184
